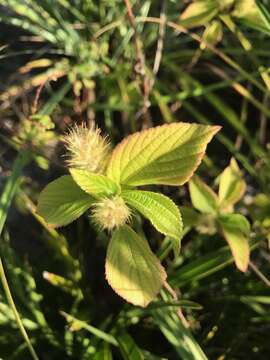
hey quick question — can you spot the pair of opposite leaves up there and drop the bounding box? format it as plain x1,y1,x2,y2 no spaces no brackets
37,122,220,307
189,158,250,272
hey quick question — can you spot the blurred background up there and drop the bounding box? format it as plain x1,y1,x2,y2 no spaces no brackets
0,1,270,359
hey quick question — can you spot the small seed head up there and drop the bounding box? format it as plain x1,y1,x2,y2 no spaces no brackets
92,196,131,230
62,123,109,173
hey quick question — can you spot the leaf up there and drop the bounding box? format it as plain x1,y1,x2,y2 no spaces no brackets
106,123,220,186
122,190,182,254
218,213,250,272
180,206,200,228
201,20,223,50
70,168,120,197
218,158,246,210
105,225,167,307
37,175,94,227
118,333,145,360
233,0,262,26
60,312,117,345
189,175,219,214
93,344,113,360
152,307,208,360
180,1,218,28
171,239,259,287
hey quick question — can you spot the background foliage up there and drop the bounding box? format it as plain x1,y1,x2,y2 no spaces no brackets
0,0,270,359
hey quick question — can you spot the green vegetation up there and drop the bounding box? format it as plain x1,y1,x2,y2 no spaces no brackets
0,1,270,359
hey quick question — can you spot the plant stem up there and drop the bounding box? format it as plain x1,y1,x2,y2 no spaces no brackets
0,258,39,360
249,261,270,288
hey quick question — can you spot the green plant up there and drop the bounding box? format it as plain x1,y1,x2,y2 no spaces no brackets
183,158,250,272
37,122,220,307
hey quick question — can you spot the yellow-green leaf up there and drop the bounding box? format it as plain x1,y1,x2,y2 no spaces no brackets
180,1,218,28
70,168,120,197
180,206,200,228
218,158,246,210
105,225,167,307
106,123,220,186
37,175,94,227
219,213,250,272
233,0,262,25
122,190,183,254
201,20,223,50
189,175,219,214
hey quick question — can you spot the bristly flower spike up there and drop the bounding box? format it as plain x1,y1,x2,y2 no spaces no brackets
92,196,131,231
62,123,110,173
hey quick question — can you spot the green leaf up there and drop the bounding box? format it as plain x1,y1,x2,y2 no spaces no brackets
255,0,270,32
70,168,120,197
93,344,113,360
37,175,94,227
180,1,218,28
106,123,220,186
218,158,246,210
218,213,250,272
180,206,200,228
105,225,167,307
122,190,182,254
233,0,263,26
60,311,117,345
170,239,259,288
201,20,223,50
118,333,145,360
189,175,219,214
152,306,208,360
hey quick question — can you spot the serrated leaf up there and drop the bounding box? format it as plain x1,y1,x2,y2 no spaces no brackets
218,158,246,210
105,225,167,307
122,190,182,254
37,175,94,227
70,168,120,197
218,213,250,272
106,123,220,186
189,175,219,214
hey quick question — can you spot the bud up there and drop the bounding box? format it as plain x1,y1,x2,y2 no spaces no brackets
92,196,131,230
62,123,109,173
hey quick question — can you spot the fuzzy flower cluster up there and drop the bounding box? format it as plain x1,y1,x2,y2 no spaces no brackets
92,196,131,230
63,123,109,173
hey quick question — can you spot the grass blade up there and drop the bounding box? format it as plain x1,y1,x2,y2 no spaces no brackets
0,259,39,360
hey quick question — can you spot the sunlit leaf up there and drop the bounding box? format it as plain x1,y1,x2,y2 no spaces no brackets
189,175,219,214
201,20,223,50
180,1,218,28
37,175,94,227
122,190,182,254
218,213,250,272
70,168,120,197
107,123,220,186
233,0,262,26
218,158,246,210
105,225,166,307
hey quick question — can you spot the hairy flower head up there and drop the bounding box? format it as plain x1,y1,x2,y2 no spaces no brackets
92,196,131,230
63,123,109,173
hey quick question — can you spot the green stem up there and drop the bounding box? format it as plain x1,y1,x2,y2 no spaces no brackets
0,258,39,360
